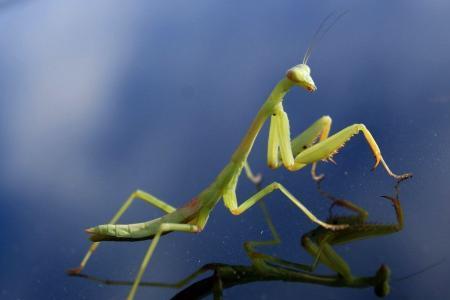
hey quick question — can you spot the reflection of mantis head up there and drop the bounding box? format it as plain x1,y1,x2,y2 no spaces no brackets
374,264,391,297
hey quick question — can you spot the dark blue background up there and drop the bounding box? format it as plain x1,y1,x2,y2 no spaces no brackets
0,0,449,299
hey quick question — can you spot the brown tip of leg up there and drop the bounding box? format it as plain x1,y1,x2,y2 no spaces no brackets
397,172,413,182
66,267,82,276
371,157,381,171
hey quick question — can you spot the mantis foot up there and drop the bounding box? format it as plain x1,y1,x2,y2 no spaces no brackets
396,172,413,183
66,267,83,276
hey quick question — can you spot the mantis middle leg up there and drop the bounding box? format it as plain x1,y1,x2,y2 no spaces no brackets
223,181,347,230
68,190,176,275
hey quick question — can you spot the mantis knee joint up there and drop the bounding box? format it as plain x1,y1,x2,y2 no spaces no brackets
133,189,144,197
269,182,281,190
356,123,366,131
231,209,240,215
320,115,331,123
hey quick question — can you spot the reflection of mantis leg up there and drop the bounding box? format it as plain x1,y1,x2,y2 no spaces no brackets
242,198,333,274
241,185,328,273
132,264,216,289
303,195,404,283
212,271,224,300
68,190,176,275
302,234,353,281
127,223,200,300
243,201,319,272
243,201,281,259
317,181,369,221
327,199,369,224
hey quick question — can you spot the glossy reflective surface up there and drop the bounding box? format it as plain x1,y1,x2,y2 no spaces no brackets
1,1,449,299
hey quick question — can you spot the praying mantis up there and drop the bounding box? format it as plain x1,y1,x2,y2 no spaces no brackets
68,15,411,300
71,182,405,299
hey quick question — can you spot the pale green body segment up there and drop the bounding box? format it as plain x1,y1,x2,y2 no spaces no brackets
69,61,410,299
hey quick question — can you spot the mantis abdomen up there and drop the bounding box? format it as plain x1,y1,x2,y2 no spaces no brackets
87,219,163,242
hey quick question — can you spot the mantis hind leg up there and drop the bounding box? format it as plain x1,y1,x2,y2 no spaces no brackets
67,190,176,275
127,223,199,300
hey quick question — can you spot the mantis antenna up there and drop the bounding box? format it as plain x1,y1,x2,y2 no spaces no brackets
303,10,349,64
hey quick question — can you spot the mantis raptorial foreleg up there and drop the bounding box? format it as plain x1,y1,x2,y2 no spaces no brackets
269,113,332,181
127,223,200,300
68,190,176,275
224,182,347,230
268,104,411,180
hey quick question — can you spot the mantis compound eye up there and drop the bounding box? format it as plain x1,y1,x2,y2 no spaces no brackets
306,84,316,92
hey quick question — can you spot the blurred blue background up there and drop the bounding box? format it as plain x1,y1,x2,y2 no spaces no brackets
0,0,449,299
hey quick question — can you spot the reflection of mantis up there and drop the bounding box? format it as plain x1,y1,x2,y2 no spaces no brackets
72,184,404,299
68,15,411,299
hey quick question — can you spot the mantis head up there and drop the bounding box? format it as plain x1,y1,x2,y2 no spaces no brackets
286,64,316,92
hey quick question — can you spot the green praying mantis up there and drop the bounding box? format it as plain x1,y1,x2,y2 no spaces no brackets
68,15,411,300
71,182,405,299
